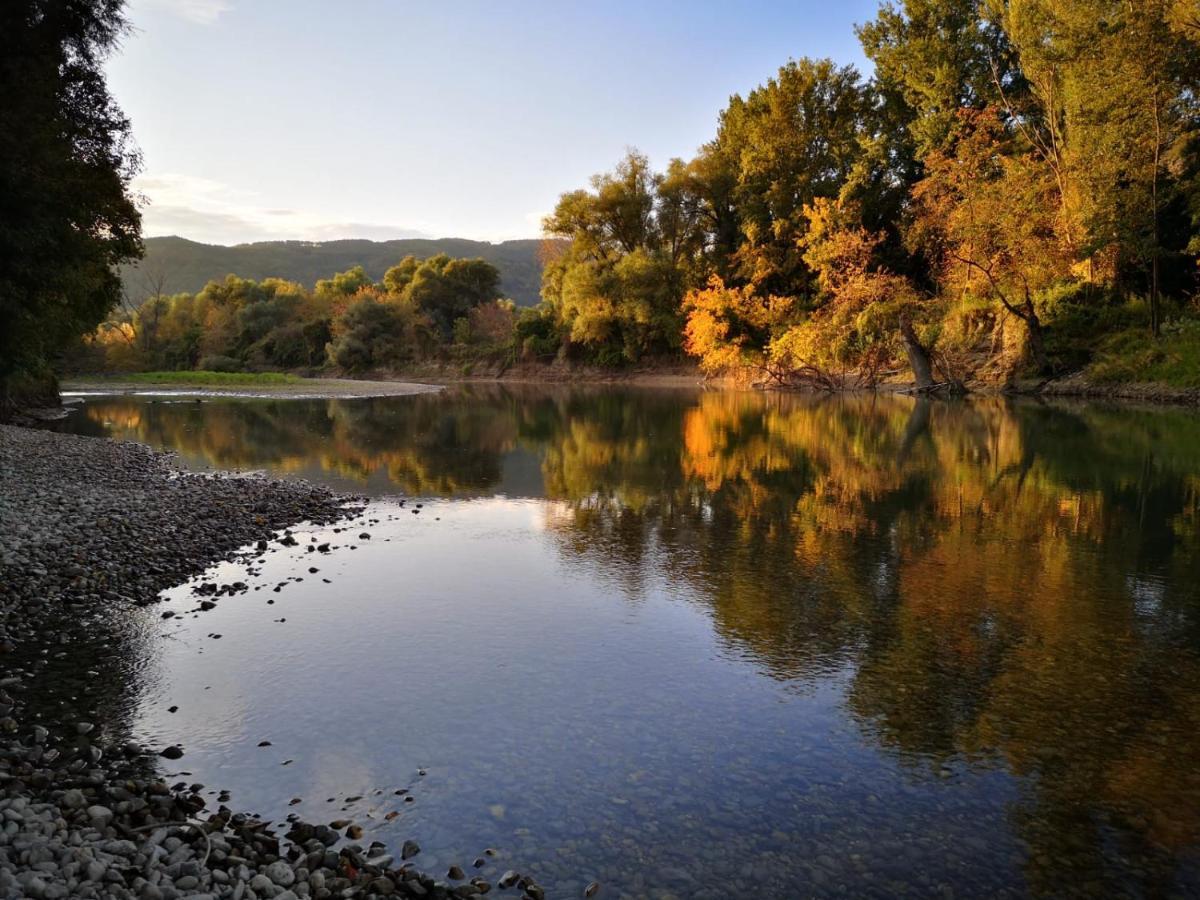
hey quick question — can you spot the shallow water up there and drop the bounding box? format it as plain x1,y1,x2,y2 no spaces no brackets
54,386,1200,898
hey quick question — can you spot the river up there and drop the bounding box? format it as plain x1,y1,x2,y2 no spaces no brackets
52,385,1200,898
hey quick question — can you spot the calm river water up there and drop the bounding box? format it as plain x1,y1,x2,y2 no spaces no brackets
55,386,1200,898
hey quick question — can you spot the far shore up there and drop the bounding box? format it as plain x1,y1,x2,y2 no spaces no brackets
61,374,444,400
61,368,711,398
61,368,1200,406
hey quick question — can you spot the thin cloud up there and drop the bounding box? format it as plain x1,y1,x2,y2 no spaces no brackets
134,173,430,245
135,0,233,24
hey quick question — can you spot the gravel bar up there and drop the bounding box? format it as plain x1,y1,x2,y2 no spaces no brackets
0,425,550,900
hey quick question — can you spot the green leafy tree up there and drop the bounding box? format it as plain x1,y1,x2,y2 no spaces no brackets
541,150,702,362
0,0,142,408
327,292,429,372
315,265,372,298
382,256,421,295
1001,0,1200,331
405,255,502,339
858,0,1019,157
714,58,871,295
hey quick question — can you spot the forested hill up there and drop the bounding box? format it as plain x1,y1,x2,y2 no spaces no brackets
121,236,545,306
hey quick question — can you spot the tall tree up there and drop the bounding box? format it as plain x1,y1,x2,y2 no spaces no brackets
1002,0,1200,329
713,58,871,296
0,0,142,407
909,109,1069,372
858,0,1019,157
542,150,697,362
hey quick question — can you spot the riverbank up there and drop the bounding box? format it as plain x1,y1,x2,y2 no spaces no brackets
1034,371,1200,405
64,366,706,396
60,366,1200,408
0,425,545,900
60,375,443,401
366,360,707,389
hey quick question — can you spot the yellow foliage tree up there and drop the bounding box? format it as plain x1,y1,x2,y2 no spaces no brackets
682,276,797,379
769,198,929,387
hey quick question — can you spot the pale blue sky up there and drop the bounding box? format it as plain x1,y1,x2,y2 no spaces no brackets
109,0,880,245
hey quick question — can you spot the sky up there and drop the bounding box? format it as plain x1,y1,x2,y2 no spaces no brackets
108,0,881,246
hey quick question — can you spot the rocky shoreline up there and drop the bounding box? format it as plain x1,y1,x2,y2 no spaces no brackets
0,425,552,900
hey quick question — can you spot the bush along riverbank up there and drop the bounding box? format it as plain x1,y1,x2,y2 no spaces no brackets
0,425,550,900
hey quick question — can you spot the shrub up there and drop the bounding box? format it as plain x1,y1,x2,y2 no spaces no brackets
1089,318,1200,387
1038,288,1146,371
256,321,330,369
521,334,559,360
469,300,517,346
594,346,627,368
198,354,243,373
452,317,472,346
327,295,428,372
515,307,561,360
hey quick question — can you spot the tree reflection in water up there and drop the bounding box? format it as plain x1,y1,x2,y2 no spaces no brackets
64,386,1200,894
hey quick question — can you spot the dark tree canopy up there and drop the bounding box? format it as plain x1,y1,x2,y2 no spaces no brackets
0,0,142,387
405,254,502,339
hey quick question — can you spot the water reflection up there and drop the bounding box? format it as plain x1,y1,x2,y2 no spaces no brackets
58,387,1200,896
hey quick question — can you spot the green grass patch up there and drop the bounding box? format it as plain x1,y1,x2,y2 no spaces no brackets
1088,320,1200,388
88,370,306,386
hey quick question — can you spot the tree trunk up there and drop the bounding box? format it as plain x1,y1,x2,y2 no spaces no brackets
899,316,935,390
897,397,931,465
1022,302,1051,375
1151,255,1160,336
1151,83,1162,337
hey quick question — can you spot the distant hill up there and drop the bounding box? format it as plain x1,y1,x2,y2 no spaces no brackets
121,235,546,307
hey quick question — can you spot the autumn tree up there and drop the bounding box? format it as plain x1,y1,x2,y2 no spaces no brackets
910,109,1070,373
677,60,883,378
858,0,1020,157
713,59,872,295
541,150,701,362
1001,0,1200,332
682,277,796,378
771,198,931,387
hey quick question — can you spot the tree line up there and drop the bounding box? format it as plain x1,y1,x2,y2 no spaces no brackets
2,0,142,413
526,0,1200,388
8,0,1200,401
87,255,513,373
